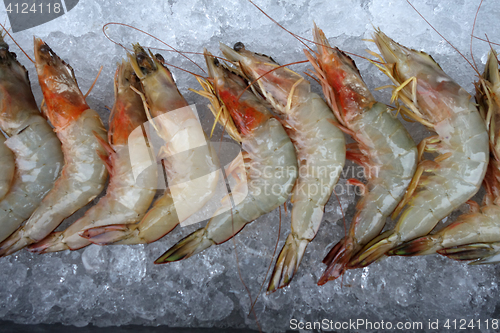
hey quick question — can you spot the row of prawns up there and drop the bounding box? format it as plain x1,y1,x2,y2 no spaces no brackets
0,21,499,294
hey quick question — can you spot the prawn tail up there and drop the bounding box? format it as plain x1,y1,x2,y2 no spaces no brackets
388,236,439,256
322,237,345,265
318,239,356,285
470,252,500,265
26,232,68,254
348,231,395,268
0,232,28,257
154,228,214,264
80,224,135,245
267,234,309,293
437,243,500,263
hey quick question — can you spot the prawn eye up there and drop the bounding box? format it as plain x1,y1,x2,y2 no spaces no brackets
154,53,165,63
39,44,50,54
213,58,220,66
234,42,245,52
136,53,146,64
0,45,8,59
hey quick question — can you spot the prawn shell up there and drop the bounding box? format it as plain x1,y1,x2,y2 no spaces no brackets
0,134,15,201
0,109,107,255
0,116,63,242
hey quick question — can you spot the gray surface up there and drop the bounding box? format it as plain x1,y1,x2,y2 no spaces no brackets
0,321,262,333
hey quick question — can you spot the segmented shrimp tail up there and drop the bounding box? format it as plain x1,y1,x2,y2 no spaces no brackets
80,224,135,245
154,228,214,264
437,243,500,263
471,252,500,265
267,234,308,293
0,232,26,257
318,240,356,285
26,232,68,254
322,237,345,264
348,231,395,268
388,236,439,256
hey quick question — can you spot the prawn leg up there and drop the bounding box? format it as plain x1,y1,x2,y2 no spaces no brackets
391,159,437,219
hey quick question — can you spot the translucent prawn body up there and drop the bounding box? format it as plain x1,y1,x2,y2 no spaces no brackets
155,50,298,263
0,38,108,256
304,26,417,283
0,37,63,243
390,51,500,263
350,30,489,268
219,42,346,291
28,59,158,253
81,45,220,246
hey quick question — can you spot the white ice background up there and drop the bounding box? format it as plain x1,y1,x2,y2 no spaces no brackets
0,0,499,331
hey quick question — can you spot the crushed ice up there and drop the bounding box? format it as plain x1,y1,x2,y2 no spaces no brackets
0,0,499,331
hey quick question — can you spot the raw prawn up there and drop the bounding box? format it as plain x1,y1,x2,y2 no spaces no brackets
390,50,500,263
27,59,157,253
0,36,63,243
80,45,219,245
300,25,417,284
154,50,298,263
219,41,346,291
0,38,108,256
349,30,489,268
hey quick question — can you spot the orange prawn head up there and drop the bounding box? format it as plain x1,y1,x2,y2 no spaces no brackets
0,35,40,135
109,59,147,146
128,44,188,117
220,42,309,115
312,25,375,128
34,37,89,130
373,30,470,126
205,49,270,137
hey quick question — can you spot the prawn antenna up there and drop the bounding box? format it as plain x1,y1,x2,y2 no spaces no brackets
102,22,206,74
484,35,498,61
159,59,206,81
473,35,500,48
333,189,347,253
145,47,234,67
248,206,282,315
229,202,263,333
470,0,484,72
246,0,380,64
0,22,35,64
405,0,481,76
84,65,103,99
246,0,313,53
332,189,347,288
